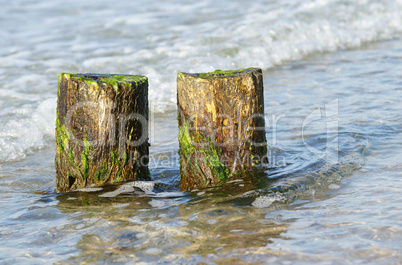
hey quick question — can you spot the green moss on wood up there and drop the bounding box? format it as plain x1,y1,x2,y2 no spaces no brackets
179,117,229,183
55,115,70,153
81,137,91,180
58,73,148,93
68,150,74,162
56,72,150,192
177,67,267,190
177,72,185,80
108,150,129,183
58,73,71,82
195,68,254,78
178,119,196,159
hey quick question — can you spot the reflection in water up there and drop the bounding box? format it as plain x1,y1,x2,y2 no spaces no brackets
54,130,364,263
2,21,402,262
56,186,289,264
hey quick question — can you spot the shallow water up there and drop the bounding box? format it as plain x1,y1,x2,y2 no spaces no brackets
1,0,402,264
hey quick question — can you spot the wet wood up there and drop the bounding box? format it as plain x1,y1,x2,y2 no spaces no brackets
55,73,150,192
177,68,267,191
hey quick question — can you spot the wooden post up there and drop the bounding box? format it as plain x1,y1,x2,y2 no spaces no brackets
177,68,267,191
56,73,150,193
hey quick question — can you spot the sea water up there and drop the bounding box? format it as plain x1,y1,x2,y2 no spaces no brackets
0,0,402,264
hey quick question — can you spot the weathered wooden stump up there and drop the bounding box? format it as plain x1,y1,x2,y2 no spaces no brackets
56,73,150,193
177,68,267,191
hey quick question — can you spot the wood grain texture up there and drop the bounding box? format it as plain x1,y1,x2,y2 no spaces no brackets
56,73,150,192
177,68,267,191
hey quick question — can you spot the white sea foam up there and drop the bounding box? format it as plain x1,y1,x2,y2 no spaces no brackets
0,0,401,161
0,98,56,162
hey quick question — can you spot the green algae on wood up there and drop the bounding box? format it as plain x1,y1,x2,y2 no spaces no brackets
195,68,254,77
55,73,150,193
177,68,268,191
